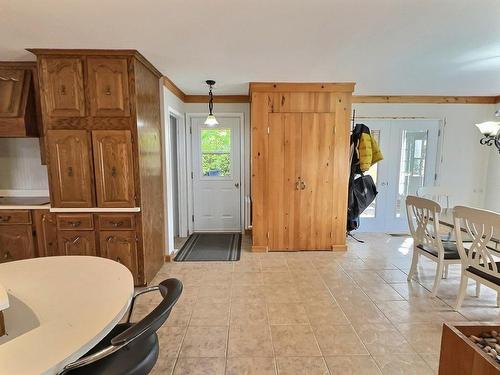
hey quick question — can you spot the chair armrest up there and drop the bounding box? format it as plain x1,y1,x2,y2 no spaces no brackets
126,286,160,323
59,345,120,374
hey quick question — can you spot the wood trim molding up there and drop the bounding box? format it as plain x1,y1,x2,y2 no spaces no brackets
163,76,186,102
352,95,498,104
495,96,500,104
249,82,356,93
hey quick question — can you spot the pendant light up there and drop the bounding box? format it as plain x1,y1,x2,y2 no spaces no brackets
475,110,500,153
204,80,219,127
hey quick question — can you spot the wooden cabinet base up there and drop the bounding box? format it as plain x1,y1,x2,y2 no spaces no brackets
439,322,500,375
0,312,5,337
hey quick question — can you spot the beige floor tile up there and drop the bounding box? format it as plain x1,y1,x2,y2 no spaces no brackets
304,301,350,325
190,302,230,326
226,357,277,375
353,323,414,356
325,355,382,374
263,272,294,285
179,326,228,357
227,323,274,357
232,272,264,285
268,303,309,325
373,353,434,375
157,326,187,357
313,325,368,355
231,284,266,301
419,353,439,374
395,323,443,354
150,356,177,375
270,325,321,357
230,300,268,324
361,284,405,302
377,270,409,284
276,356,329,375
164,305,193,327
173,357,225,375
265,285,302,303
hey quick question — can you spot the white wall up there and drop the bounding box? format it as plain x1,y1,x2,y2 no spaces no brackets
353,103,495,209
0,138,48,194
484,103,500,212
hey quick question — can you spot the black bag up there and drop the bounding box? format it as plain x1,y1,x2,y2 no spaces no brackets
349,174,378,219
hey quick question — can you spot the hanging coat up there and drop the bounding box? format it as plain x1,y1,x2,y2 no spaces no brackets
357,127,383,172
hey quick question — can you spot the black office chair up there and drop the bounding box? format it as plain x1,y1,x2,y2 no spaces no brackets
60,278,183,375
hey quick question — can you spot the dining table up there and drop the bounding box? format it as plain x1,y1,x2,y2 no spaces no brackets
0,256,134,375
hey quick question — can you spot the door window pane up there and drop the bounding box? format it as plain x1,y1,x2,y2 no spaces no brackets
395,130,429,217
201,128,231,177
360,129,380,218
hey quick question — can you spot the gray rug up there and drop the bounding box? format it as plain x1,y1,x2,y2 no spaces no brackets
174,233,241,262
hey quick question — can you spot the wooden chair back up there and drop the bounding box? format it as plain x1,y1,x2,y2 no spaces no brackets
406,195,444,253
453,206,500,278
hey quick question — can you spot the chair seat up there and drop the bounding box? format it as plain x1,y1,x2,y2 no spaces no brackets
467,262,500,287
66,323,159,375
416,242,460,260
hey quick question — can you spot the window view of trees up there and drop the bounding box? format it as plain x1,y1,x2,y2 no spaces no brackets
201,128,231,176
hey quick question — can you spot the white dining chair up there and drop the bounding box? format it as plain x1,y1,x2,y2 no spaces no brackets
453,206,500,311
406,196,462,297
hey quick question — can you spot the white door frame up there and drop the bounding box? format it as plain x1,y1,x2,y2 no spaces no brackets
185,112,245,234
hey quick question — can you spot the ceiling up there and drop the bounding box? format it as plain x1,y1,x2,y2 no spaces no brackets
1,0,500,95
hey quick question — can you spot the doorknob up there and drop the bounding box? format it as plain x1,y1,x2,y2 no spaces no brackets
235,183,239,188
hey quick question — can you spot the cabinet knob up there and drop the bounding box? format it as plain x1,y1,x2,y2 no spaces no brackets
61,85,66,95
107,236,115,242
67,166,73,177
0,216,11,222
300,180,306,190
68,221,81,227
116,256,122,264
105,86,112,95
111,167,117,177
110,221,124,227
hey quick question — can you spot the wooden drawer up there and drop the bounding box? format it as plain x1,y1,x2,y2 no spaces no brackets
98,214,135,230
0,210,31,225
57,214,94,230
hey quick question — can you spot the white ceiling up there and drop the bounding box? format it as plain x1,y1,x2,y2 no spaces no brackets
1,0,500,95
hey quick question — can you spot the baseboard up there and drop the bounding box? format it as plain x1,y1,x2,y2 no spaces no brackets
331,244,347,251
164,249,179,262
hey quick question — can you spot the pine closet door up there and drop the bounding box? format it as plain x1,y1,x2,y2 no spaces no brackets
297,113,335,250
267,112,335,251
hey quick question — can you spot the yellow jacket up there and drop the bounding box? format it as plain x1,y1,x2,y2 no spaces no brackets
358,132,383,172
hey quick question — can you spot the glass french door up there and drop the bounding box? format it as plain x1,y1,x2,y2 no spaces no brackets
358,119,440,232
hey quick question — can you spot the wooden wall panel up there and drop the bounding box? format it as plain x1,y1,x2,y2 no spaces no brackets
133,59,165,282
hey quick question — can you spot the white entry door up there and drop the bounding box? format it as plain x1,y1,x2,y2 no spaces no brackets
359,119,440,233
191,115,241,232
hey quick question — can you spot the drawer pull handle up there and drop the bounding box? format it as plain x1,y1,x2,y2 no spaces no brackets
105,86,112,95
70,236,81,244
0,216,11,222
107,236,115,242
110,220,124,227
67,166,73,177
67,221,81,227
111,167,117,177
116,256,122,264
0,76,19,82
61,85,66,95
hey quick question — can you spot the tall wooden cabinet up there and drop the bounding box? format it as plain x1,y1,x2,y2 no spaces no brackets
250,83,355,252
30,49,166,285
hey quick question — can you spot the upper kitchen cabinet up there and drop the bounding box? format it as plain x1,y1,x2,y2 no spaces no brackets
87,58,130,117
0,62,40,137
39,57,86,118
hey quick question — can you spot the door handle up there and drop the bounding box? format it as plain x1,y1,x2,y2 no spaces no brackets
300,180,306,190
235,183,239,188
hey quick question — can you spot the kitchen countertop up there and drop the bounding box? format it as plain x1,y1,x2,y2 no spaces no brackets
0,196,50,210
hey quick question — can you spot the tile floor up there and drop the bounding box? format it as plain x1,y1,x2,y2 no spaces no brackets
132,233,500,375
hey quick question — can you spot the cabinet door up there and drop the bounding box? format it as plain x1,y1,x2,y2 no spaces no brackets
57,231,96,256
33,210,58,257
0,69,25,117
267,113,302,251
298,113,335,250
87,58,130,117
0,225,34,263
40,57,85,117
99,231,138,282
92,130,135,207
47,130,94,207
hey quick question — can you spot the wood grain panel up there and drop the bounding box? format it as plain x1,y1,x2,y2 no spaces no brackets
92,130,135,208
0,68,25,117
57,230,96,256
99,230,138,284
352,95,497,104
46,130,94,208
33,210,58,257
133,58,165,283
184,95,249,103
250,92,269,251
250,82,355,93
0,225,34,262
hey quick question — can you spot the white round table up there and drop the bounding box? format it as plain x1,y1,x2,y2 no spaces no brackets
0,256,134,375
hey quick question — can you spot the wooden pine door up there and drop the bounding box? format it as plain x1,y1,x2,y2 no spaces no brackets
57,231,96,256
0,68,25,117
92,130,135,207
99,231,138,282
47,130,94,207
297,113,335,250
0,225,34,263
267,113,302,251
267,113,335,251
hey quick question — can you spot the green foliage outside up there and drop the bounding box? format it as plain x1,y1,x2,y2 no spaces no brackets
201,129,231,176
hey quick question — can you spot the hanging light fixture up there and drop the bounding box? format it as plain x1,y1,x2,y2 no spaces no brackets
475,110,500,153
204,80,219,127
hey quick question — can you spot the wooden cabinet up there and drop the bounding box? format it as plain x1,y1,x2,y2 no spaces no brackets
98,213,135,230
92,130,135,207
99,231,138,282
0,225,34,263
58,231,96,256
33,210,58,257
87,58,130,117
0,68,25,117
40,57,85,117
251,83,354,252
47,130,94,207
